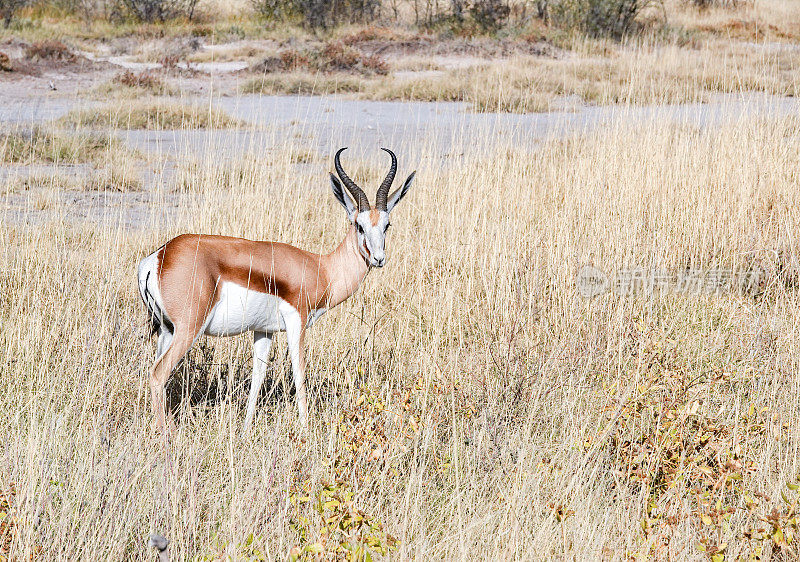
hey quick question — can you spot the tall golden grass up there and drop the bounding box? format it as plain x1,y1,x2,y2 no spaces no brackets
1,101,800,559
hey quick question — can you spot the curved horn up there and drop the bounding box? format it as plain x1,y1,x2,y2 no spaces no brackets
375,147,397,211
334,147,370,212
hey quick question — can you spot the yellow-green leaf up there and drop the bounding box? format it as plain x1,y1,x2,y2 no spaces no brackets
304,543,325,554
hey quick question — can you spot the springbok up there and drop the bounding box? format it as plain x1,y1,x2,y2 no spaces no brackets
137,148,415,433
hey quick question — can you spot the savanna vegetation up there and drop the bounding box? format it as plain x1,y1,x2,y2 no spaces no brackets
1,0,799,111
3,107,800,560
1,0,800,560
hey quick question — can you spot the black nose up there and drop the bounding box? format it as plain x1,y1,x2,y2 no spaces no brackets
375,257,385,267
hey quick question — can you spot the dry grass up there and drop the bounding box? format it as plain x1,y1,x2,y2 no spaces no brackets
10,167,142,193
668,0,800,41
0,128,120,164
2,107,800,559
59,102,245,130
369,40,800,111
187,44,270,63
246,42,389,77
4,1,800,559
390,56,445,72
241,71,366,95
91,71,175,98
242,37,800,113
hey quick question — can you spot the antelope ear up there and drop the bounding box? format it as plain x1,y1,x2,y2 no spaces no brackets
331,173,357,221
386,171,415,213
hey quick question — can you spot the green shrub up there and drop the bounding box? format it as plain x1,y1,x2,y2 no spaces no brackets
251,0,381,28
548,0,662,38
469,0,510,32
118,0,200,23
0,0,29,28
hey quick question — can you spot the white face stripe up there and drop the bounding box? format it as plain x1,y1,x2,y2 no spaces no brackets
355,211,390,267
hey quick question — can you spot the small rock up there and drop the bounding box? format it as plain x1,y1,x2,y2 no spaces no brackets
148,533,169,562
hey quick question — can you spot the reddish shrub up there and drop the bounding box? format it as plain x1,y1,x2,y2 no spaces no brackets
159,54,180,69
25,40,75,61
340,26,401,45
248,43,387,77
311,41,387,75
317,42,361,71
113,70,164,90
359,53,389,75
0,52,12,72
280,49,310,71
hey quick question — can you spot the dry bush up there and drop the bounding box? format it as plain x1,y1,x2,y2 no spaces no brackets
113,69,163,89
313,41,388,74
248,42,388,77
24,39,75,61
10,173,83,192
339,25,406,44
315,41,362,70
8,168,141,194
280,48,310,70
94,70,174,98
0,51,11,71
688,0,743,8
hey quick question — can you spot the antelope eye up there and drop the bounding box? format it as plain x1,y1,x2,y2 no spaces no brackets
356,223,364,234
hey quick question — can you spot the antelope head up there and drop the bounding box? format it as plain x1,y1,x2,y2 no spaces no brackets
330,147,415,268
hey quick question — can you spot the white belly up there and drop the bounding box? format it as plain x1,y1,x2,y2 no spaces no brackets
203,282,327,337
204,282,287,336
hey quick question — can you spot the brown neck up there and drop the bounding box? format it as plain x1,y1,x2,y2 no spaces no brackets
321,224,369,309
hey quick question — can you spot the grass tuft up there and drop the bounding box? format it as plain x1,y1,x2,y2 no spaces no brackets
0,128,118,164
59,102,246,130
241,71,365,95
92,70,175,98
